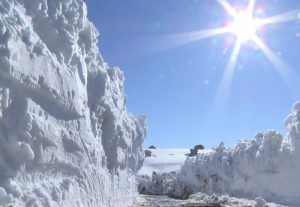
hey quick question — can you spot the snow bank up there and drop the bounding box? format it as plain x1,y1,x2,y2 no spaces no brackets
188,192,290,207
138,103,300,206
177,102,300,206
0,0,146,206
137,172,192,199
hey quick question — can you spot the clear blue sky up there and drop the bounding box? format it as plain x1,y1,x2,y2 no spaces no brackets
83,0,300,149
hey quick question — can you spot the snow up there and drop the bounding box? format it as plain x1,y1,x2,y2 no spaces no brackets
134,193,292,207
138,149,212,176
0,0,146,206
138,102,300,206
188,193,291,207
138,149,190,176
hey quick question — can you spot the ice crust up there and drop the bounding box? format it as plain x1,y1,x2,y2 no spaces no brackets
139,102,300,206
0,0,146,206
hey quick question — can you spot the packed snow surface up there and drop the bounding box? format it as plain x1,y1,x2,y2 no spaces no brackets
138,149,190,176
138,149,212,176
138,102,300,206
0,0,146,206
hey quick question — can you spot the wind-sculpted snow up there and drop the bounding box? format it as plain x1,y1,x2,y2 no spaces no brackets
177,102,300,206
0,0,146,206
138,103,300,206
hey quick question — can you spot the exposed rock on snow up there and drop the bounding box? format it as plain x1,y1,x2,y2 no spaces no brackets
0,0,146,206
138,103,300,206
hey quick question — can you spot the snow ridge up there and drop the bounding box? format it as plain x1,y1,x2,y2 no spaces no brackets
138,102,300,206
0,0,146,206
178,102,300,206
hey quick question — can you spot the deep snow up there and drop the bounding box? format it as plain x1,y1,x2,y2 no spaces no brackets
0,0,146,206
138,102,300,206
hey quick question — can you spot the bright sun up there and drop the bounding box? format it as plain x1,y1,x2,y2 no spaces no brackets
160,0,299,104
230,11,261,41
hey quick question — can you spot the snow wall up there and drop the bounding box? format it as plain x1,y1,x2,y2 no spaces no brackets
179,102,300,206
0,0,146,206
138,103,300,206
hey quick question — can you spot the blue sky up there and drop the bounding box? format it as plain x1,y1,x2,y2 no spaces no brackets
84,0,300,148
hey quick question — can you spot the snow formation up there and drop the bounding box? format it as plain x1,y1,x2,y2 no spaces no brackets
139,102,300,206
0,0,146,206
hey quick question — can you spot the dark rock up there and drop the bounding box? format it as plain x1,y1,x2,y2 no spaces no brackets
188,148,198,157
149,145,156,149
194,144,204,151
145,149,152,157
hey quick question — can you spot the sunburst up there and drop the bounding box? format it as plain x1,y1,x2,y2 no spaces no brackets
154,0,299,104
214,0,299,104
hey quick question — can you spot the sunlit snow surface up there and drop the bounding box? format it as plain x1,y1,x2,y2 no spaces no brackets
138,102,300,206
138,149,212,176
0,0,146,206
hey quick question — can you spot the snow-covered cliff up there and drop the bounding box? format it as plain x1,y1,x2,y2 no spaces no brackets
0,0,146,206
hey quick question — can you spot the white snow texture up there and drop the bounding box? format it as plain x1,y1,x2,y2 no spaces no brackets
177,102,300,206
0,0,146,206
138,103,300,206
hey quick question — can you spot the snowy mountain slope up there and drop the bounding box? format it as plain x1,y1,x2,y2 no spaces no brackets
138,149,190,176
0,0,146,206
138,149,212,176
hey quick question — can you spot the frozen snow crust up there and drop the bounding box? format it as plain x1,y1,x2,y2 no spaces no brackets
178,102,300,206
0,0,146,206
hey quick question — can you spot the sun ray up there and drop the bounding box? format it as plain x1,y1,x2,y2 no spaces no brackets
166,26,232,46
218,0,237,18
215,40,242,105
139,26,232,56
247,0,256,14
253,36,298,88
260,9,300,26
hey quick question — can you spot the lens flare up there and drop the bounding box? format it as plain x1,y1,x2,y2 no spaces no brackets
230,12,261,41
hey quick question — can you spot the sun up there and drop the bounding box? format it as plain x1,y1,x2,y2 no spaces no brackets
230,11,261,41
151,0,299,104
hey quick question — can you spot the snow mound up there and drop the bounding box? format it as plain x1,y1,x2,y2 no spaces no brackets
138,102,300,206
0,0,146,206
177,102,300,206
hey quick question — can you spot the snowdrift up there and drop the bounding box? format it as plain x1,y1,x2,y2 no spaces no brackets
139,102,300,206
0,0,146,206
179,102,300,206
